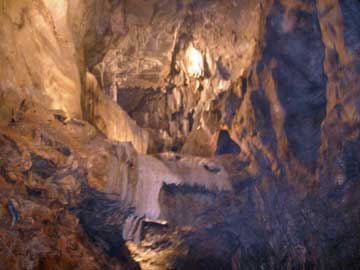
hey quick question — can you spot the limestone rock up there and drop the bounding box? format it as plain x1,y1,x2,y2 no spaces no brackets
1,0,360,270
84,72,149,154
0,0,83,117
0,0,148,153
0,88,139,270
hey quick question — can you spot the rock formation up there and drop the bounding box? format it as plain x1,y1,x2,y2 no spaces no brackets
0,0,360,269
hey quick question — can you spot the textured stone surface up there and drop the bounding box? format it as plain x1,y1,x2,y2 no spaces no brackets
1,0,360,270
84,71,149,153
0,0,83,117
91,0,263,153
0,88,138,270
0,0,148,153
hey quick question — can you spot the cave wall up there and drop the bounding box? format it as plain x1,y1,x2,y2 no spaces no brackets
0,0,149,153
88,0,360,186
1,0,359,169
90,0,263,153
1,0,360,270
87,2,360,268
0,0,83,117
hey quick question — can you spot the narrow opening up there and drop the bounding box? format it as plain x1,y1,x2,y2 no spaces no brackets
215,130,240,155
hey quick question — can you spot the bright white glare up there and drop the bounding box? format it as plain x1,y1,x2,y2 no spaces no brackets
186,44,204,78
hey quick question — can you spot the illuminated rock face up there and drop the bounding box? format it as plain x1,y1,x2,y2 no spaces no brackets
1,0,360,270
185,44,204,78
135,153,230,219
84,72,149,153
0,0,148,152
95,0,262,153
0,0,82,117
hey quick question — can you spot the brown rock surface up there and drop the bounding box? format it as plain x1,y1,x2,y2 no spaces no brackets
0,88,139,269
0,0,149,153
1,0,360,270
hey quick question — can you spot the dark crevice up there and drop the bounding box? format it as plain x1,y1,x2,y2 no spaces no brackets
215,130,240,155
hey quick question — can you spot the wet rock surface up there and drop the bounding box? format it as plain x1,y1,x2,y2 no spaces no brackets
1,0,360,270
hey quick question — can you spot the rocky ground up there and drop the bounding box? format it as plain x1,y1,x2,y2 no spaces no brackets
1,0,360,269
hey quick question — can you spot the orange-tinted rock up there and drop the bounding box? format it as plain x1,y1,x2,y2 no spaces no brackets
1,0,360,270
0,89,139,270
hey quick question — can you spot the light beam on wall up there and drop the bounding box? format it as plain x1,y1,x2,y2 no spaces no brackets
185,43,204,78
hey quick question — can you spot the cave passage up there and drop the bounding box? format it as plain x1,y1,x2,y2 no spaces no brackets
215,130,240,155
1,0,360,270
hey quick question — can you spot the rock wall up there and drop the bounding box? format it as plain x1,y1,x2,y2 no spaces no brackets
0,0,149,153
91,0,263,153
91,0,360,185
0,88,139,269
0,0,83,117
84,71,149,153
88,0,360,269
1,0,360,270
